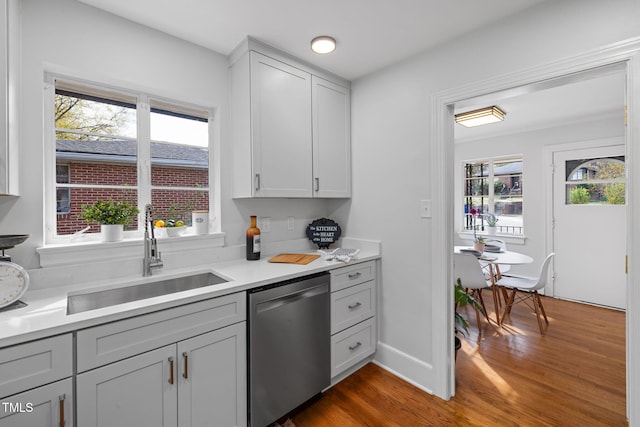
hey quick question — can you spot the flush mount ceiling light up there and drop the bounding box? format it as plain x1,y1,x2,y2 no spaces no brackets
311,36,336,54
455,106,506,127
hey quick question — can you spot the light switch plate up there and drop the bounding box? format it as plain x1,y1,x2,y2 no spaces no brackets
420,200,432,218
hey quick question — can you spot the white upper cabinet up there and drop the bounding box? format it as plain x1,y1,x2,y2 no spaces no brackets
230,37,351,198
0,0,19,196
312,76,351,198
249,51,313,197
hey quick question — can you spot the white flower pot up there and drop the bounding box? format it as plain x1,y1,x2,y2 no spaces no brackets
487,226,497,236
102,224,124,242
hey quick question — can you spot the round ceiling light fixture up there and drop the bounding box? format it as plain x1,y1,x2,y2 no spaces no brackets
311,36,336,54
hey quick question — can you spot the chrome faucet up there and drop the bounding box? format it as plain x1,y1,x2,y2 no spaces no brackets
143,204,163,276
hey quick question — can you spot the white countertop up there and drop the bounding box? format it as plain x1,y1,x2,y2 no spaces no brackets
0,249,380,348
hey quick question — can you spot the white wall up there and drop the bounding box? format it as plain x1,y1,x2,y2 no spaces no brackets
0,0,338,270
349,0,639,392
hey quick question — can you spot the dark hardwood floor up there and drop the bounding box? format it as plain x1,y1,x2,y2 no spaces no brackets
290,295,627,426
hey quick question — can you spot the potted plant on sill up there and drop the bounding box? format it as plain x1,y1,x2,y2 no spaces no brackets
469,208,486,251
454,278,486,360
79,199,139,242
485,213,499,236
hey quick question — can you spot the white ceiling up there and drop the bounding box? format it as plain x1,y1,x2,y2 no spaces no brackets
75,0,624,139
454,70,626,142
75,0,549,81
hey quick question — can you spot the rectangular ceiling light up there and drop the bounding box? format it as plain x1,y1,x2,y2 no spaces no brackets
455,106,505,127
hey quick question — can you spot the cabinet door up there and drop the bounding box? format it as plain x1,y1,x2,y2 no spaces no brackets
312,76,351,198
77,345,178,427
250,52,313,197
177,322,246,427
0,0,19,195
0,378,72,427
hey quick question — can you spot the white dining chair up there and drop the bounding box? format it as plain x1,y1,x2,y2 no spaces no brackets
497,253,555,334
454,253,491,326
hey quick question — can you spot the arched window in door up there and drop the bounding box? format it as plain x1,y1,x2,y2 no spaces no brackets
565,156,625,204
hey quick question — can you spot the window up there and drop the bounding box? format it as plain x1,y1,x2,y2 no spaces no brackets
48,78,211,241
565,156,625,205
463,157,523,235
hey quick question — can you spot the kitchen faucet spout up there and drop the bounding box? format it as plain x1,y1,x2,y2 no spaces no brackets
143,204,163,276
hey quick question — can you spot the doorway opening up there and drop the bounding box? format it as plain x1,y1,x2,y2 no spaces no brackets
430,45,640,423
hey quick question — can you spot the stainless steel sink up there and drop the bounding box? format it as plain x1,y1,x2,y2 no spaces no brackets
67,272,228,315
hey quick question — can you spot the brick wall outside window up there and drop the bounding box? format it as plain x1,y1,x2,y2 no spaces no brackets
57,161,208,234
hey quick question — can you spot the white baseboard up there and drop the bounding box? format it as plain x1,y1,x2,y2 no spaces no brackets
373,341,437,396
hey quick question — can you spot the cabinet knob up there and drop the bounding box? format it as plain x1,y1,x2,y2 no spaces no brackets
348,272,362,279
348,302,362,310
348,341,362,351
315,177,320,192
255,174,261,192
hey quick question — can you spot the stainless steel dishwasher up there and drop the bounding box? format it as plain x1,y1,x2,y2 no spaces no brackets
248,272,330,427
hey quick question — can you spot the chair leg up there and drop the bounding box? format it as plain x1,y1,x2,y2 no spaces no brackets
472,289,490,323
501,289,516,323
531,292,545,334
534,291,549,324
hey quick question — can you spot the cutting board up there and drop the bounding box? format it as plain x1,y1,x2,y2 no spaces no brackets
268,253,321,265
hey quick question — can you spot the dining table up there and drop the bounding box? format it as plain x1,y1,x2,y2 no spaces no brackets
454,245,534,324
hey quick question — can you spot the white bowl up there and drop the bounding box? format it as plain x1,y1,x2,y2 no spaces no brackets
164,226,187,237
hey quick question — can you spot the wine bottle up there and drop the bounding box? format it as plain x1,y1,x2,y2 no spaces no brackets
246,215,261,260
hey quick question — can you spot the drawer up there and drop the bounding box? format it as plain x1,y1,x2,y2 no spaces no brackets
331,280,375,334
331,317,376,378
77,292,245,372
0,334,72,399
330,260,375,292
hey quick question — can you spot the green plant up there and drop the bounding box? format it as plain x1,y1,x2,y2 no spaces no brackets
79,199,139,225
454,278,486,336
569,187,590,204
604,183,625,205
484,213,498,227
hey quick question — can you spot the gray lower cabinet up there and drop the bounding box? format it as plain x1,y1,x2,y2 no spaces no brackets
77,323,246,427
0,334,73,427
330,261,377,381
0,379,72,427
76,293,247,427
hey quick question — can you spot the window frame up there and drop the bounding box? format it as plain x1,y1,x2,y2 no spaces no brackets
461,155,524,237
44,75,217,245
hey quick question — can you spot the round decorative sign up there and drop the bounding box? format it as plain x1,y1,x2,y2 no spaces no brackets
306,218,342,249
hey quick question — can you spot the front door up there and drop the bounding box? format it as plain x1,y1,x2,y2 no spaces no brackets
552,143,626,309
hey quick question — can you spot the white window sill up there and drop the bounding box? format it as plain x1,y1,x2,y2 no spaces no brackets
37,232,225,268
457,231,527,246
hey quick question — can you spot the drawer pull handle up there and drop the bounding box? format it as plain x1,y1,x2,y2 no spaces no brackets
348,302,362,310
349,341,362,351
168,357,175,384
59,394,66,427
348,272,362,279
183,352,189,379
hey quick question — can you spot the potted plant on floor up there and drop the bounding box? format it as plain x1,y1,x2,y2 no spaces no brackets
454,278,486,360
79,199,139,242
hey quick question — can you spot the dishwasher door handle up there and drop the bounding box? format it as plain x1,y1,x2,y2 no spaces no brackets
256,284,328,314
